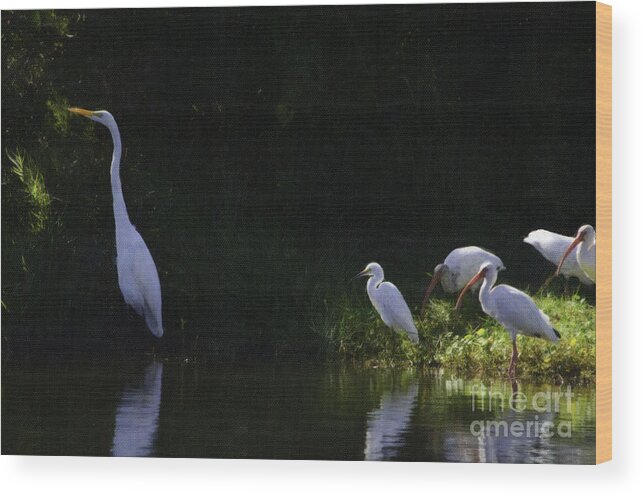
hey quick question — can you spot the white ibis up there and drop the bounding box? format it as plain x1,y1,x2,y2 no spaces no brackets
556,225,596,283
421,246,505,312
456,262,560,379
524,229,594,285
355,263,419,344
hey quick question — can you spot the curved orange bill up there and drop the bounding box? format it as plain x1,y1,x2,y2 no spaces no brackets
556,235,582,276
421,272,442,314
455,270,485,311
68,107,94,117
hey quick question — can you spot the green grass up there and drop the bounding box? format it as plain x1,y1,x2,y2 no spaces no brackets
316,292,595,384
6,149,52,234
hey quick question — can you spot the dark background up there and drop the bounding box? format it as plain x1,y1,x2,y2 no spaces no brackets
2,3,596,355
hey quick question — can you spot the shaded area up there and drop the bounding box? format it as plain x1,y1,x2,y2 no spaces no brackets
2,4,596,355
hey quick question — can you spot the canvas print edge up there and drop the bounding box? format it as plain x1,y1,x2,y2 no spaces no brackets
596,0,612,464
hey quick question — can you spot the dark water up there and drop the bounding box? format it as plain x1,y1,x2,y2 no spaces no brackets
2,356,595,463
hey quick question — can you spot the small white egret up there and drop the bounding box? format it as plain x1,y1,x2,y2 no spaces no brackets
69,107,164,338
524,229,594,285
456,262,560,379
556,225,596,283
421,246,504,312
355,262,419,344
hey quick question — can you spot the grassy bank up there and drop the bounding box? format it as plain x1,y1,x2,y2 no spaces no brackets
316,292,595,384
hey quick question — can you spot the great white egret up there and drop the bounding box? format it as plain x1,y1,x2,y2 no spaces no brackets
524,229,594,285
69,107,164,338
355,262,419,344
456,262,560,379
421,246,504,312
556,225,596,283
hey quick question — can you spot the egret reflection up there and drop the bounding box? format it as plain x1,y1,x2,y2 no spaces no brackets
364,379,419,461
111,361,163,457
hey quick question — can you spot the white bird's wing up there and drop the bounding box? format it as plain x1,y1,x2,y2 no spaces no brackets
487,285,559,342
445,247,504,291
376,282,419,343
133,234,164,338
524,230,593,284
119,228,164,337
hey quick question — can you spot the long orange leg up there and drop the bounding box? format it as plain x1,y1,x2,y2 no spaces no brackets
508,339,518,380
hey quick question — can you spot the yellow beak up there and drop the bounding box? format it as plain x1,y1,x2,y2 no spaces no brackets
68,107,95,118
353,268,370,279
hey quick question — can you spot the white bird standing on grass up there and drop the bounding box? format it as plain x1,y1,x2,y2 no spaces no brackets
355,263,419,344
421,246,504,313
456,262,560,379
69,107,164,338
556,225,596,283
524,229,594,285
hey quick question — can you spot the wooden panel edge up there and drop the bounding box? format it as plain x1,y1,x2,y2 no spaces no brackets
595,1,612,465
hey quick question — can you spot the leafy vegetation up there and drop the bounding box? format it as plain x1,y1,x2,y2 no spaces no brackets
2,11,110,334
316,292,595,384
6,149,52,233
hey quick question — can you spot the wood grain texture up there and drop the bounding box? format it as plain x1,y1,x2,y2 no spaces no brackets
595,1,612,464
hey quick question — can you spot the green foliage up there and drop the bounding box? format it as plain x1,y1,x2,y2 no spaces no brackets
2,11,77,100
6,149,52,233
318,292,595,384
45,94,71,135
2,11,109,334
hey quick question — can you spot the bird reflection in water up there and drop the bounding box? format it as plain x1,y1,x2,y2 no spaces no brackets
445,380,561,464
364,379,419,461
111,361,163,457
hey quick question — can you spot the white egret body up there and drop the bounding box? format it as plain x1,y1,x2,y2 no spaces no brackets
456,262,560,379
69,108,164,337
356,263,419,344
422,246,504,312
557,225,596,283
524,229,594,284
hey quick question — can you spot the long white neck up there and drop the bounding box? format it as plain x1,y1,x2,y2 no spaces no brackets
366,271,385,298
478,270,497,308
107,120,132,233
580,229,596,254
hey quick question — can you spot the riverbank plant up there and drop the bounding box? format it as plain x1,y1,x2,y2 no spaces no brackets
316,291,595,384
